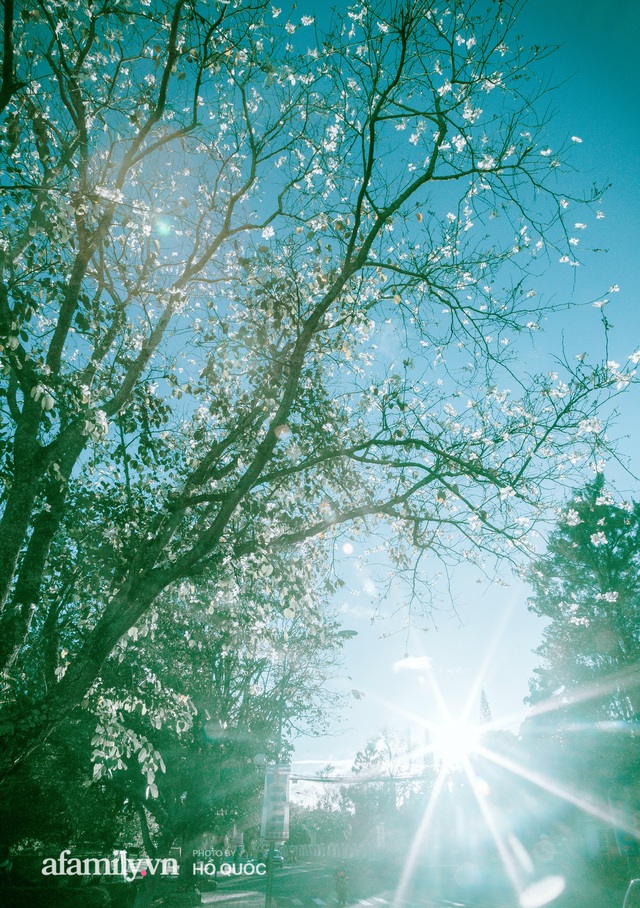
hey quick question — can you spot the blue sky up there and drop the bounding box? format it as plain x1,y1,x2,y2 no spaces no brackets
290,0,640,784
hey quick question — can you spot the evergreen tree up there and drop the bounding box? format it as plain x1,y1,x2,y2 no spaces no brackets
480,688,493,725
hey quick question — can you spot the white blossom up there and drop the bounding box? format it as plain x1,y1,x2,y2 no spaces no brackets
477,154,495,170
596,591,619,603
462,103,482,123
590,532,608,547
565,509,582,526
578,418,602,434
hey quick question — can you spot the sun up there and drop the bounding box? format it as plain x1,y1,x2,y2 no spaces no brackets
432,718,482,770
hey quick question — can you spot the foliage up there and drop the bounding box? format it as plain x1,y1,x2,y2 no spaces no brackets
523,476,640,800
526,476,640,719
339,728,422,845
1,557,345,857
289,800,352,845
0,0,630,779
0,713,135,853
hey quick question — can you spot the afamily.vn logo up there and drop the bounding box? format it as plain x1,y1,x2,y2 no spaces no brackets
40,850,268,882
42,850,179,882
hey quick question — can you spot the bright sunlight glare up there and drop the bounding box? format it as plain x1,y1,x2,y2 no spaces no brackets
432,718,483,770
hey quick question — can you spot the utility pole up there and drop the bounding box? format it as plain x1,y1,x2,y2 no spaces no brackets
263,628,356,908
265,841,276,908
264,676,289,908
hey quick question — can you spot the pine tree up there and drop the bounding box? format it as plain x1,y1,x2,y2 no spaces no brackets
480,689,493,725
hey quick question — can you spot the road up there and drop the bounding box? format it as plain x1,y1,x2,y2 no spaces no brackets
190,858,625,908
197,861,517,908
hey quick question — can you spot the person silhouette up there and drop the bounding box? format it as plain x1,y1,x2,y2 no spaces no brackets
334,862,348,907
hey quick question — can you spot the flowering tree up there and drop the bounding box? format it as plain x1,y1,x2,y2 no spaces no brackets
0,552,345,873
92,583,344,901
0,0,631,775
527,477,640,719
523,477,640,809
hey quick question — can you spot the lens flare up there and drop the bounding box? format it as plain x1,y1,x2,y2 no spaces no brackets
519,875,566,908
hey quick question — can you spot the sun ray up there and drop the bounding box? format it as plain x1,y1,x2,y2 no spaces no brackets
475,745,640,839
334,633,640,907
455,599,516,728
490,659,640,733
392,763,450,908
461,755,525,899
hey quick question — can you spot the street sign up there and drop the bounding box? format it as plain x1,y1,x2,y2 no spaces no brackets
260,765,290,842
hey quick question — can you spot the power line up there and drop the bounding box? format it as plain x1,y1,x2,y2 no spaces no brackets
290,773,437,785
